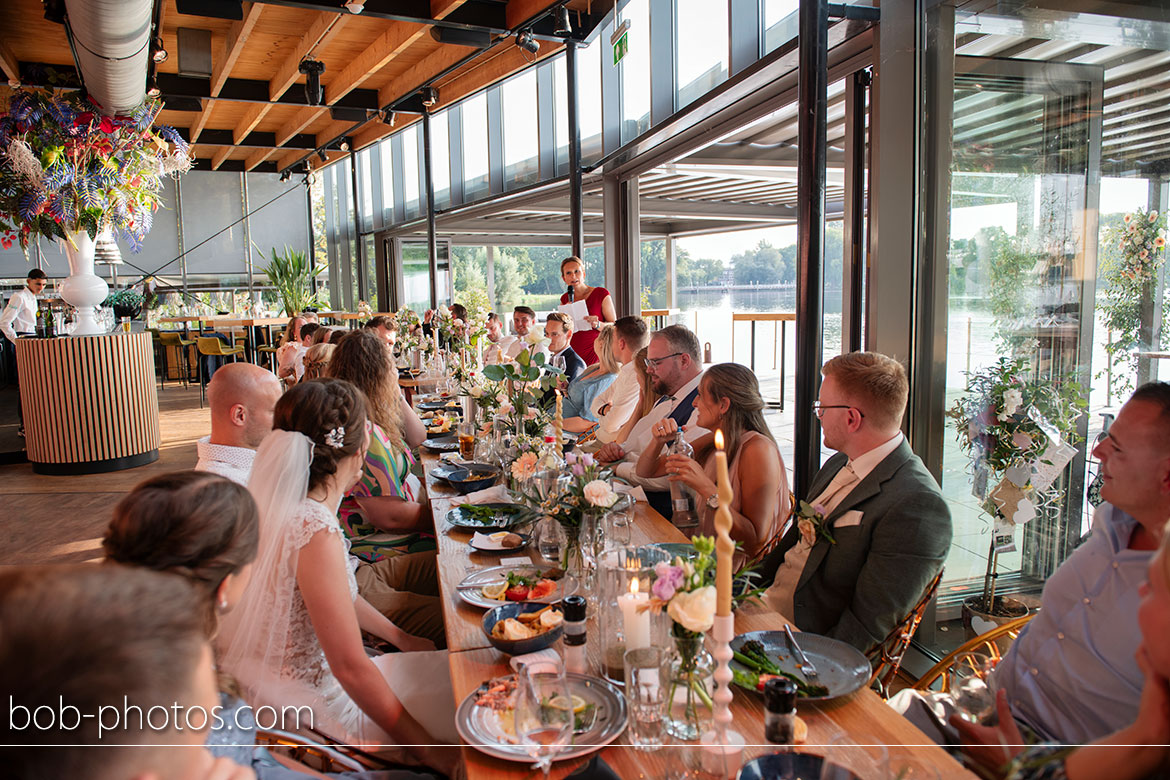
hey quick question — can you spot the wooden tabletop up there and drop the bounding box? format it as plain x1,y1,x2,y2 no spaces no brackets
417,443,975,780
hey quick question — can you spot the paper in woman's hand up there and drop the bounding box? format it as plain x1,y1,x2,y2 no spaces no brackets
558,300,590,331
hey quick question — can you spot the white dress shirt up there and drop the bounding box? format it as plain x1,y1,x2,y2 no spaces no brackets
612,371,708,489
194,436,256,486
766,431,905,620
590,361,639,444
1,287,38,344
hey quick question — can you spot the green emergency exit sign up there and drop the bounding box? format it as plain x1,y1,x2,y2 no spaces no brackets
613,31,629,64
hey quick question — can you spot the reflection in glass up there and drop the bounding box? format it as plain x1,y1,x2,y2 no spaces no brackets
463,92,489,199
401,241,431,313
379,139,395,218
676,0,728,108
619,0,650,143
432,110,451,208
402,126,420,217
502,70,539,188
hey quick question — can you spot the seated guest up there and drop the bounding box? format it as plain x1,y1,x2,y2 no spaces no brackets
498,305,538,360
636,363,790,566
545,311,584,385
611,347,659,446
561,324,620,433
196,363,283,485
894,383,1170,754
219,380,457,772
365,314,398,347
760,352,951,651
279,322,319,384
1,564,244,780
485,312,503,342
968,520,1170,780
590,316,651,443
275,315,305,370
328,331,442,647
328,327,346,345
303,342,335,380
310,325,334,346
595,325,708,520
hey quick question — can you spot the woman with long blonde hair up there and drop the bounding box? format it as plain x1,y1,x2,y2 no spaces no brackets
561,324,621,433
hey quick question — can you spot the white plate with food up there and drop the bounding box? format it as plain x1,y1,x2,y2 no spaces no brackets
457,565,564,609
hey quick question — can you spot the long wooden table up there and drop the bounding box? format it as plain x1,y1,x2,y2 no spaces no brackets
419,446,973,779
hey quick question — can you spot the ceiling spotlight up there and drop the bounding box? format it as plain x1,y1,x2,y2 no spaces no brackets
339,138,350,152
301,161,312,174
317,149,328,163
299,59,326,106
279,170,291,182
146,74,161,98
151,37,168,63
420,87,438,107
516,30,540,55
381,109,396,126
344,0,365,13
554,6,572,36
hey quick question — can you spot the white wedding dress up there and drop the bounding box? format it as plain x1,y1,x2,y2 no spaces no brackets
217,430,457,750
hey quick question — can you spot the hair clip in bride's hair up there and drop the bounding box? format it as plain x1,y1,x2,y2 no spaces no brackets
325,426,346,449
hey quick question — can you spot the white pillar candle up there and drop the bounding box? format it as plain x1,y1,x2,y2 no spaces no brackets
618,578,651,651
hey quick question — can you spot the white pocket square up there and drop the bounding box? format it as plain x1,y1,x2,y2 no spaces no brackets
834,510,864,528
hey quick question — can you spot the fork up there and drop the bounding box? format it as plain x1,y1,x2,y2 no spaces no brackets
784,625,819,680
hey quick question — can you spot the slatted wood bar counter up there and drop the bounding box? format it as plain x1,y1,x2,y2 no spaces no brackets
15,330,160,475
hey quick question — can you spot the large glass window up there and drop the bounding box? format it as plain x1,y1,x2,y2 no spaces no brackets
676,0,728,108
379,138,395,219
400,240,431,312
432,110,451,209
502,70,540,189
463,92,490,200
619,0,650,143
763,0,799,55
401,125,420,218
357,148,374,228
578,40,603,164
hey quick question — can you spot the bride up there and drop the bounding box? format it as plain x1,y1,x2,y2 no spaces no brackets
216,377,457,774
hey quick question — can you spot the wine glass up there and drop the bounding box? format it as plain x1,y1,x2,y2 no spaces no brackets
514,667,574,778
552,353,567,373
948,652,996,724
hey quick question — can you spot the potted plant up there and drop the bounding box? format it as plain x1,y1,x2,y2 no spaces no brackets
103,288,144,320
0,89,190,334
261,245,324,316
946,356,1085,635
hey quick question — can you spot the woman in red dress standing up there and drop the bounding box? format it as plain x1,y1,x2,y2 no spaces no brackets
559,256,616,366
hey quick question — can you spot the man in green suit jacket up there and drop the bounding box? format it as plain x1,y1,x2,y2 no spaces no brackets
760,352,952,652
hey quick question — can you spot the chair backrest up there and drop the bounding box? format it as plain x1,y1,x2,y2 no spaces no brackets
254,729,364,772
197,336,225,355
158,332,183,346
744,493,796,583
866,568,944,698
913,612,1035,693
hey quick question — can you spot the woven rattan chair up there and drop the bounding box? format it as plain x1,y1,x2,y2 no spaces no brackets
912,612,1035,693
866,568,944,698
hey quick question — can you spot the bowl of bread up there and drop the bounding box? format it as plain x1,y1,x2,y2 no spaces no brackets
482,602,564,655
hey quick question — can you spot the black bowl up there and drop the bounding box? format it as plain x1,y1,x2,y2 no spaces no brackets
447,464,500,494
482,602,563,655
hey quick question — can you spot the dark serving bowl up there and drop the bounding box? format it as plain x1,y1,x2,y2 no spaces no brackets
482,602,563,656
447,464,500,494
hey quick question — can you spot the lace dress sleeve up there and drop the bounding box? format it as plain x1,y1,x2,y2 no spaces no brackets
294,500,358,600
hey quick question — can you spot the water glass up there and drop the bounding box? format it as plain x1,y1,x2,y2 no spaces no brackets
948,652,996,724
535,515,567,565
623,646,670,751
514,667,573,778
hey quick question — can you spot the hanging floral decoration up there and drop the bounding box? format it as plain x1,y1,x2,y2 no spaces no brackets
0,89,191,252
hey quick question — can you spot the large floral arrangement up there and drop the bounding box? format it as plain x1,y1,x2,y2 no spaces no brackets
0,89,191,251
945,356,1085,613
482,334,561,436
1098,208,1168,396
520,450,618,532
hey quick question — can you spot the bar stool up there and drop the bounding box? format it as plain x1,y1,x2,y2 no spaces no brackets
196,336,245,407
256,329,283,373
158,331,196,388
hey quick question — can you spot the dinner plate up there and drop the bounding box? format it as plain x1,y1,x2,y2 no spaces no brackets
737,752,859,780
455,673,626,763
423,434,459,452
730,630,870,703
430,461,468,482
418,400,462,412
652,542,698,561
469,531,531,554
445,502,532,531
457,564,565,609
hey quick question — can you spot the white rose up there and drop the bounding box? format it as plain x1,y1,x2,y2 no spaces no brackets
666,586,716,634
1002,388,1023,417
525,330,548,347
469,385,484,398
582,479,617,508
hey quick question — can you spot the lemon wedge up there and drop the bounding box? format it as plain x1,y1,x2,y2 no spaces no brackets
548,694,588,713
481,581,508,600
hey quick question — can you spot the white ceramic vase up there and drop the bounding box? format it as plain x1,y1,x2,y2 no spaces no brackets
58,230,109,336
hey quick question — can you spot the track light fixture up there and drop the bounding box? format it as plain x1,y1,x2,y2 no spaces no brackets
299,59,326,106
420,87,438,107
339,138,350,152
146,73,161,98
554,6,572,36
343,0,365,13
381,109,396,126
279,170,291,182
151,37,168,63
317,149,328,163
301,161,312,174
516,30,540,55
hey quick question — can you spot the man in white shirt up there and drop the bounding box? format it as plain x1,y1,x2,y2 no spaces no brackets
596,324,708,519
194,363,282,485
761,352,951,651
499,305,537,361
0,268,46,345
590,316,650,443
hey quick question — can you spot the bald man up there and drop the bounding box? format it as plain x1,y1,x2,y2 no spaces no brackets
194,362,282,485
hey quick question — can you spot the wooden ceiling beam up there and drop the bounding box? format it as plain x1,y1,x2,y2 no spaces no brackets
275,106,325,147
0,39,20,83
278,149,306,171
376,45,468,108
505,0,561,29
245,146,277,171
431,0,468,20
211,146,233,170
270,13,351,101
327,21,429,104
189,100,212,142
211,3,264,97
233,102,273,145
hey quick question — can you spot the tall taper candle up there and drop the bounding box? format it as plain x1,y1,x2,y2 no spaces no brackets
713,429,734,617
554,389,564,457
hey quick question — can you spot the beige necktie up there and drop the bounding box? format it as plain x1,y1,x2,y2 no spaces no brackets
811,463,858,516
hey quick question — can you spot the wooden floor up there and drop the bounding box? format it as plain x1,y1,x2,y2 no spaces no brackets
0,384,208,566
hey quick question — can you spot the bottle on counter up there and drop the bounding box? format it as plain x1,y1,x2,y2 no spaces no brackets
764,677,798,746
44,306,55,338
34,306,46,338
667,430,699,529
562,595,588,675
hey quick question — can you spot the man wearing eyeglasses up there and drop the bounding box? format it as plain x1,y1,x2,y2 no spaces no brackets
759,351,951,652
596,324,709,519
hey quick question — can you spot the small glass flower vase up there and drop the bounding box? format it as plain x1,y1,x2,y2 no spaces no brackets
667,629,714,741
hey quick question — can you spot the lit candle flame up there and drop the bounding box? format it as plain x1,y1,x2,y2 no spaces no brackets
715,428,725,451
630,577,640,595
